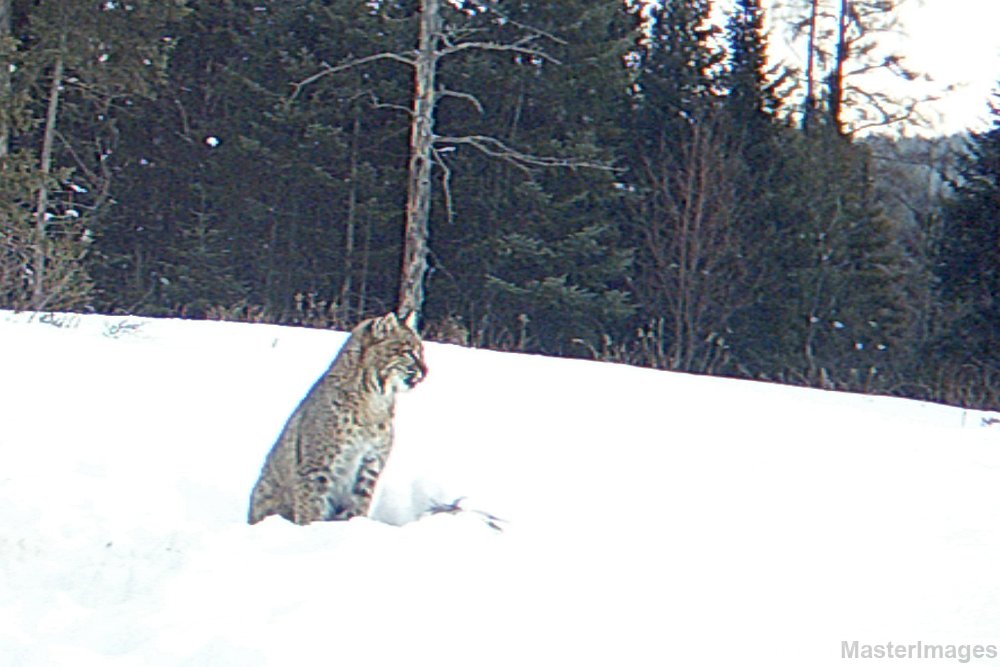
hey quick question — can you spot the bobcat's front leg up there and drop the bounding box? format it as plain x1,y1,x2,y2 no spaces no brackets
339,453,385,519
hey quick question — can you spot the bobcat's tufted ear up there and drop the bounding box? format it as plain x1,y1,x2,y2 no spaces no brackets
368,312,400,339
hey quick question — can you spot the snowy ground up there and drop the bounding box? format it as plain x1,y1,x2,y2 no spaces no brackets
1,310,998,666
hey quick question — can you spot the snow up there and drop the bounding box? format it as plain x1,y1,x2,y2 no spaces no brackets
1,310,998,666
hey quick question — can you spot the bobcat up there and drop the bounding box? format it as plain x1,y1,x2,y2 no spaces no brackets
248,312,427,525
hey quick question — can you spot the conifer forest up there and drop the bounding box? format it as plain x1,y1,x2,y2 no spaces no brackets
1,0,997,409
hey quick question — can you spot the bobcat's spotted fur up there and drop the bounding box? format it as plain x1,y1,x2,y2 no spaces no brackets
248,312,426,525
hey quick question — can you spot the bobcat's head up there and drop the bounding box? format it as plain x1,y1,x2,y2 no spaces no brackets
356,311,427,395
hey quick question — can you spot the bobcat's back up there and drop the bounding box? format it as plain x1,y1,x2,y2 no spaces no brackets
248,312,426,525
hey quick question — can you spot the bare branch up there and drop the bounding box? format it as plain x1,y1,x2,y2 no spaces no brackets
430,145,455,224
438,88,484,114
365,91,413,117
439,25,486,50
847,86,923,134
290,52,416,101
435,134,619,172
439,39,561,65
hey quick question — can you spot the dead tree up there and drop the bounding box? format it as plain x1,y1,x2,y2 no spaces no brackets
398,0,439,320
0,0,10,157
802,0,819,131
292,0,613,322
32,34,65,309
635,120,756,373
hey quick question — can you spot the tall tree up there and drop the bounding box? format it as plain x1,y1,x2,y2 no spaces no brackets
747,127,910,389
717,0,803,376
426,0,640,352
633,119,752,372
724,0,783,129
0,0,186,311
0,0,10,156
866,133,956,358
95,0,410,318
631,0,721,154
625,0,738,370
937,89,1000,364
295,0,625,325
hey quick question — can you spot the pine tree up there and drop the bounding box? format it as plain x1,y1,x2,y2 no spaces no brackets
749,127,911,389
95,0,411,318
724,0,782,130
404,0,641,352
0,0,186,311
92,0,261,315
937,89,1000,364
631,0,721,154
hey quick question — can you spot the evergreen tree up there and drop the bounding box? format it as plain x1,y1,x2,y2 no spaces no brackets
937,89,1000,364
410,0,640,353
92,0,259,314
631,0,721,153
625,0,747,372
747,127,911,389
863,133,958,380
724,0,783,130
716,0,800,375
98,0,637,336
95,0,410,318
0,0,186,311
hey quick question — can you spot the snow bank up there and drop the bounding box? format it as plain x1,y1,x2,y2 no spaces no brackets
1,311,997,666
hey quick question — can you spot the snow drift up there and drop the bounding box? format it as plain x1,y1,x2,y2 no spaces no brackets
1,310,998,666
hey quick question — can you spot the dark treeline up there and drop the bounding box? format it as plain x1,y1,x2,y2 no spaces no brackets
1,0,997,409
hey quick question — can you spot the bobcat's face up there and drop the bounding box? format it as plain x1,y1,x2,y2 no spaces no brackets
360,312,427,395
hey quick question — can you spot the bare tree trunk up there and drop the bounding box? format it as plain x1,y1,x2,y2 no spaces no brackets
829,0,850,134
0,0,11,157
802,0,819,131
292,0,600,321
265,216,280,310
32,43,65,309
397,0,439,320
339,113,362,317
639,121,747,374
359,208,371,317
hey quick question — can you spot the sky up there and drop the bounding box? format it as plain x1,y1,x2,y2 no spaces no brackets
899,0,1000,133
763,0,1000,135
2,310,1000,665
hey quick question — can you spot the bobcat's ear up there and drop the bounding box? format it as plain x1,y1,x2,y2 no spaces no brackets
369,312,399,338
